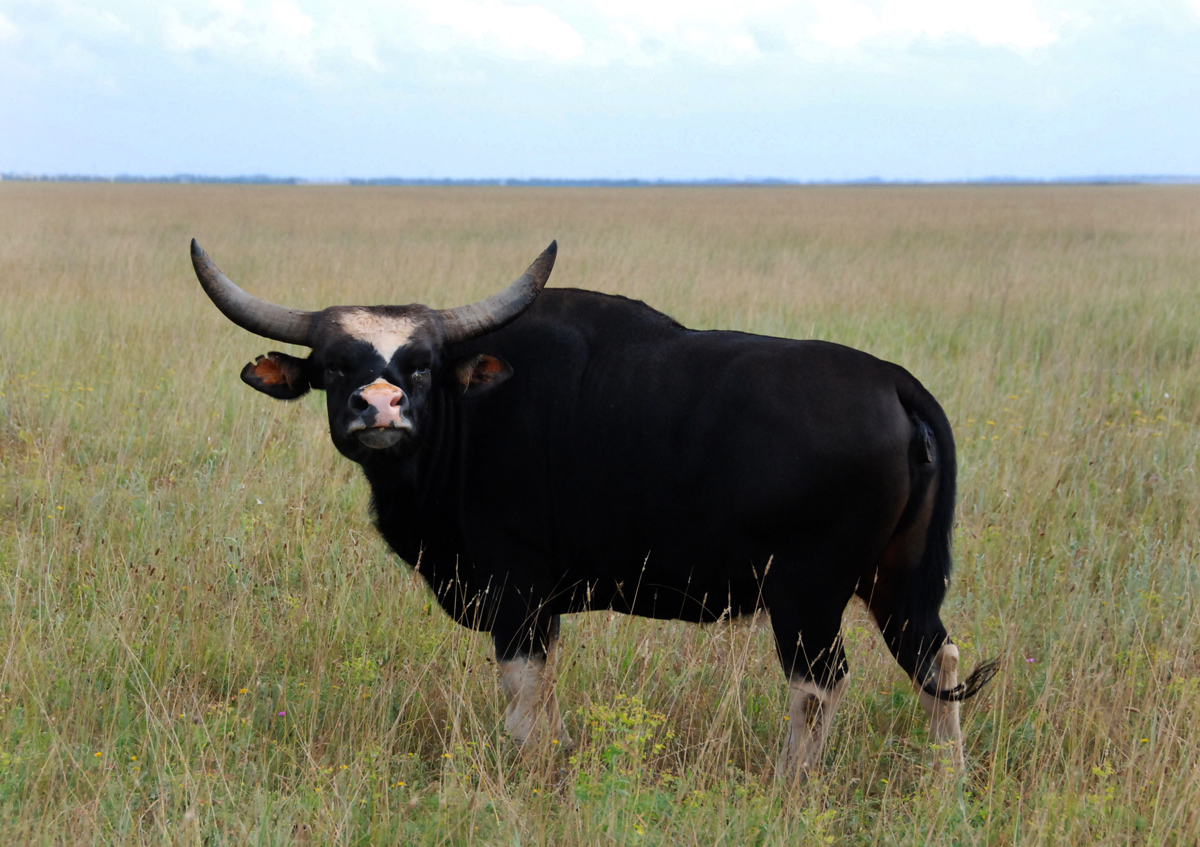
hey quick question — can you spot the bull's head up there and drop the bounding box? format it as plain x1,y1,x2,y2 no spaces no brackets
191,239,556,458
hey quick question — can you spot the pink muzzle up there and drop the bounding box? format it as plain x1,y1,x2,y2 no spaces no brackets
357,380,407,429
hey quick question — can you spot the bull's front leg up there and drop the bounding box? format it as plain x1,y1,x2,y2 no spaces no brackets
493,611,572,748
781,675,849,773
770,594,852,776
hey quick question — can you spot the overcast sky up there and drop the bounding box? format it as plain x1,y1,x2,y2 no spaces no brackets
2,0,1198,181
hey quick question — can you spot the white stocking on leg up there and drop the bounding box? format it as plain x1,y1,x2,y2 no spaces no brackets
497,643,571,748
917,643,964,771
779,676,848,776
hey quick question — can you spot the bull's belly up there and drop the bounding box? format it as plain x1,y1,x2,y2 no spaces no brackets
602,579,765,622
549,555,767,623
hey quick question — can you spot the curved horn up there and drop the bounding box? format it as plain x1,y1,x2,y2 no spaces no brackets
191,239,315,346
437,241,557,343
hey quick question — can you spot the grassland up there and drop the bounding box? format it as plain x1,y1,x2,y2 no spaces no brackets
0,182,1198,845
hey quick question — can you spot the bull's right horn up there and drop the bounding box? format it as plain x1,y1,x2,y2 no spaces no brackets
191,239,315,346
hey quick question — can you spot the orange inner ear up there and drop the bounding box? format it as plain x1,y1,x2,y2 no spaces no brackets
249,356,288,386
458,354,509,392
474,357,505,379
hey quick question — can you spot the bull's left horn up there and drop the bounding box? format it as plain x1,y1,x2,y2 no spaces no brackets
191,240,315,346
437,241,556,343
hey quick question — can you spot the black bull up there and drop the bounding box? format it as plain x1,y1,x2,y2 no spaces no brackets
191,239,996,771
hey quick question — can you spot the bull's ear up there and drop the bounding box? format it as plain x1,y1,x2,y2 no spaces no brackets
240,352,311,400
454,353,513,397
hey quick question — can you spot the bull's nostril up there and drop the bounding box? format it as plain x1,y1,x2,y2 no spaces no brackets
390,396,402,407
350,392,369,413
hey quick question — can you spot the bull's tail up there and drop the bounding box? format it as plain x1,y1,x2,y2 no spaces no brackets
892,373,998,703
921,658,1001,702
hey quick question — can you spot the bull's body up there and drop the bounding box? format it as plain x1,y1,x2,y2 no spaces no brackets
369,288,940,652
192,240,994,772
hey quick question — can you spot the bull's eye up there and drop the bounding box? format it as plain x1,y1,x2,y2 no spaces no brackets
326,365,345,379
411,367,430,382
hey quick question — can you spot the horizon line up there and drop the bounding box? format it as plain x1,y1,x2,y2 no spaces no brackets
3,173,1200,187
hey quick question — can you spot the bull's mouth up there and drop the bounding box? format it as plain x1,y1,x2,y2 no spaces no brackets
348,423,412,450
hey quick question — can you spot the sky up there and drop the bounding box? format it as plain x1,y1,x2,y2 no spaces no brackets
1,0,1199,181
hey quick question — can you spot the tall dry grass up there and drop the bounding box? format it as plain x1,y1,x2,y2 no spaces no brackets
0,182,1198,844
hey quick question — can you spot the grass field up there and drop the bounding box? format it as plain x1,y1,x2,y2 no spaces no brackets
1,182,1198,844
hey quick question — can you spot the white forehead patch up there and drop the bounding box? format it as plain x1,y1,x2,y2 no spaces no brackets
337,310,419,362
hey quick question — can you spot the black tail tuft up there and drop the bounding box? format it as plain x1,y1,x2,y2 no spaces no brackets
920,658,1000,702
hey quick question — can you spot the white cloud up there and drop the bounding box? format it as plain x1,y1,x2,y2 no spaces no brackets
161,0,382,77
151,0,1070,75
565,0,771,63
272,0,313,38
808,1,884,50
0,0,1177,90
889,0,1059,48
0,12,18,43
391,0,1066,67
0,0,1092,85
162,2,238,54
793,0,1061,52
49,0,134,39
416,0,586,62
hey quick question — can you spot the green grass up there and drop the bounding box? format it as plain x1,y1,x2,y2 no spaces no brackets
1,182,1198,844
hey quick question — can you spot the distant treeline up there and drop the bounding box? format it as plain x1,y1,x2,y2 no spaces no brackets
2,173,1198,186
0,173,308,185
0,174,816,186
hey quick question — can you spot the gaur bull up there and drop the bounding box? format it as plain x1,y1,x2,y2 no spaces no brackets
191,238,996,772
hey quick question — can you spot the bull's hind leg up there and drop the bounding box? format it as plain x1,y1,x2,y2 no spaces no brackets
493,611,572,748
867,595,969,771
917,641,963,770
